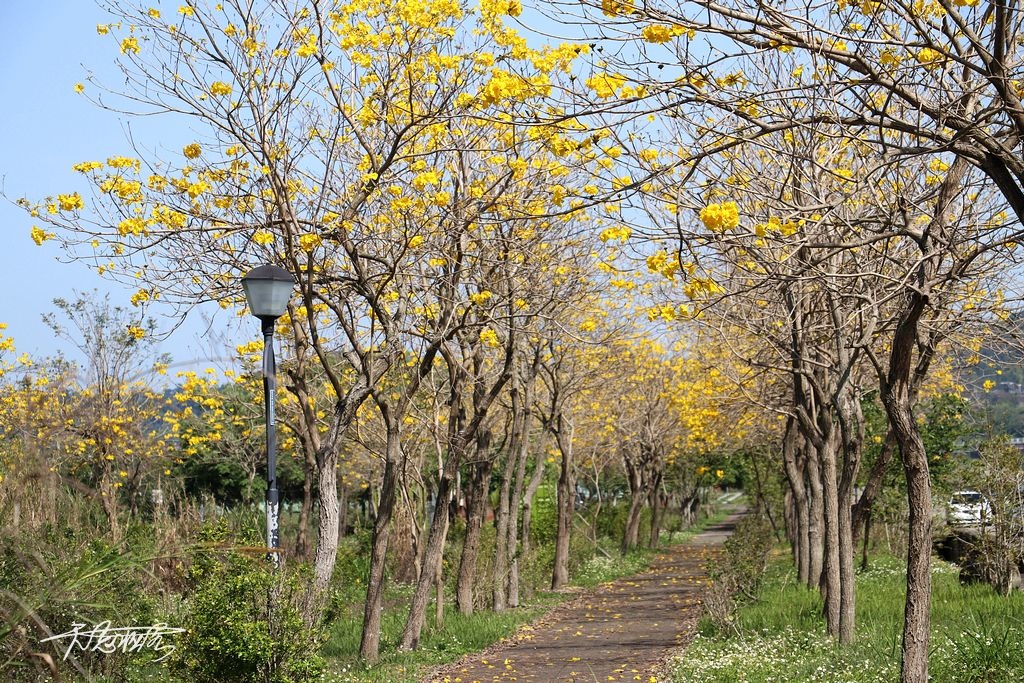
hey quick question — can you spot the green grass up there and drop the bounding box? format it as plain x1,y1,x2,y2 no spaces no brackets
671,552,1024,682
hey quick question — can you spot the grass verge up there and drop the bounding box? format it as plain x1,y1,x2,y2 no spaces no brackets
670,552,1024,682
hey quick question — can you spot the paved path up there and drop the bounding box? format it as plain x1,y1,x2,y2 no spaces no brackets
426,512,743,683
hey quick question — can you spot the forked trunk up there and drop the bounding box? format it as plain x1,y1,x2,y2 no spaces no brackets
399,442,461,650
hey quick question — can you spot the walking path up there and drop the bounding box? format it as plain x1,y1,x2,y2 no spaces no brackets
425,511,743,683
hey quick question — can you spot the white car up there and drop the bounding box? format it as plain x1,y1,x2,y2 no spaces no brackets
947,490,992,527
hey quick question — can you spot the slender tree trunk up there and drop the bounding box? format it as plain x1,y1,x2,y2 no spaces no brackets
648,480,665,549
296,451,314,559
889,397,931,683
883,315,933,683
392,498,421,583
861,509,871,572
852,431,896,545
505,422,530,608
551,416,575,589
338,486,349,539
358,438,400,662
781,419,811,583
314,446,339,593
806,448,824,589
434,500,450,628
519,440,546,599
456,450,492,615
493,434,516,612
314,381,375,605
623,497,644,552
883,158,964,683
837,391,863,645
818,429,842,639
399,439,462,650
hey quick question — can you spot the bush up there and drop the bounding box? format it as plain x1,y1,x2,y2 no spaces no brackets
0,513,164,681
169,521,324,683
702,513,774,635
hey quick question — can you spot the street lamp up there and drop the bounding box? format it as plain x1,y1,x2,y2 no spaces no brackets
242,264,294,568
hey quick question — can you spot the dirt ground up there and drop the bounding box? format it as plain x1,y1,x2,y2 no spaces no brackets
424,512,742,683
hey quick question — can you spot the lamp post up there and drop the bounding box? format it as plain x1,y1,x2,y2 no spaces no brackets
242,264,294,568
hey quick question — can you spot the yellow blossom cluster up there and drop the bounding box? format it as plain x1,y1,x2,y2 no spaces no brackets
699,201,740,232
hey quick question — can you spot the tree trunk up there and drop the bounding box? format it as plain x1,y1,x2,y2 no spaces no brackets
434,499,450,628
806,448,824,589
648,474,664,549
623,494,644,553
296,450,314,559
837,391,863,645
399,441,461,650
358,441,400,662
889,396,931,683
852,431,896,545
493,431,516,612
314,447,339,594
551,416,575,589
883,308,933,683
456,451,492,615
781,420,810,584
313,381,375,606
519,440,546,599
818,429,842,639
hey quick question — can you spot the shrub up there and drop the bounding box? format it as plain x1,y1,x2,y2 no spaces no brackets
702,513,774,635
0,513,164,681
169,521,324,683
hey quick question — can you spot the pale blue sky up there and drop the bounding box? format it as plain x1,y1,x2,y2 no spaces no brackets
0,1,245,369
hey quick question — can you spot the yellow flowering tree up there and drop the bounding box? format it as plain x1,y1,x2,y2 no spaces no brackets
20,0,604,651
39,294,173,538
